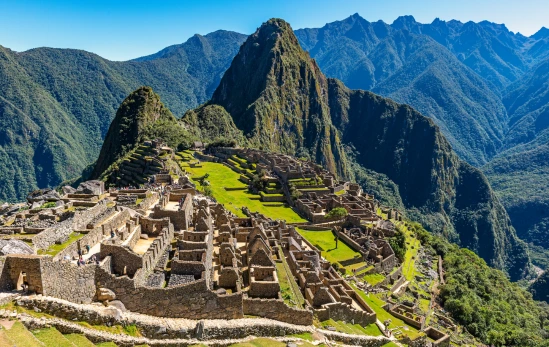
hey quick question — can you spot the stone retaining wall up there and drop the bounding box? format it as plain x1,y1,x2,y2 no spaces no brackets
96,266,243,319
242,297,313,325
33,202,108,250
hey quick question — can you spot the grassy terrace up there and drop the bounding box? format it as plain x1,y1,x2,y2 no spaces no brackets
37,232,84,256
396,221,421,281
349,283,421,339
320,318,382,336
180,161,306,223
295,228,367,275
276,248,306,308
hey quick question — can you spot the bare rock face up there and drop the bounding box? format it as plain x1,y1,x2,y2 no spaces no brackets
26,189,61,203
97,287,116,301
0,239,34,255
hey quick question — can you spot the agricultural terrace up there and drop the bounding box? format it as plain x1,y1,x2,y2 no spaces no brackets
295,228,368,275
177,153,306,223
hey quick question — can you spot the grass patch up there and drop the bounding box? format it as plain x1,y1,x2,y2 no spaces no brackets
95,342,119,347
320,319,382,336
399,222,421,280
296,228,366,274
64,333,96,346
32,327,75,347
349,283,420,339
76,321,141,337
276,249,306,308
363,273,385,286
2,321,42,347
37,232,85,256
182,162,306,223
288,332,313,341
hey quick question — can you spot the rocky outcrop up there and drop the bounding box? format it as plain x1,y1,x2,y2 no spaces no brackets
0,239,34,255
26,189,61,203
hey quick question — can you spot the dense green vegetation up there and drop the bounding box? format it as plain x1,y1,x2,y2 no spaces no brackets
0,31,246,202
530,270,549,303
413,224,549,346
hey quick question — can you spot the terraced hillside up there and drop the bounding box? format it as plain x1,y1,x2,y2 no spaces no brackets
176,152,306,223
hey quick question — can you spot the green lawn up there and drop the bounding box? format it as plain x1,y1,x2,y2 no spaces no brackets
65,333,96,347
2,322,42,347
397,222,421,280
38,232,85,256
320,319,382,336
33,327,75,347
181,161,306,223
363,272,385,286
276,251,306,307
296,228,366,274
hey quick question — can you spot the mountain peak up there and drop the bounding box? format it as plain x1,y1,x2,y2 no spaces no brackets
532,26,549,40
392,15,418,30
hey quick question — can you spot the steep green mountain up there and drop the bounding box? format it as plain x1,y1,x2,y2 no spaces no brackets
295,14,508,166
195,19,349,178
0,30,246,202
91,86,178,177
503,57,549,150
484,145,549,250
481,59,549,261
187,18,531,280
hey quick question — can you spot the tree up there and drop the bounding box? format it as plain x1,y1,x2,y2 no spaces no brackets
325,207,348,219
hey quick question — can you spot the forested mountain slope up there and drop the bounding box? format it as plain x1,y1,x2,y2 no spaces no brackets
0,31,246,202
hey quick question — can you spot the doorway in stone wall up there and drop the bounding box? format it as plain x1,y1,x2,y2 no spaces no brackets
16,271,27,291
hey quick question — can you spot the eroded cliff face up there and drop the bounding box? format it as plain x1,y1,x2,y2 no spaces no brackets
327,79,530,279
184,18,531,279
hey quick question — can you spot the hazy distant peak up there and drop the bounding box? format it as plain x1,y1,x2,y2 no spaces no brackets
532,27,549,40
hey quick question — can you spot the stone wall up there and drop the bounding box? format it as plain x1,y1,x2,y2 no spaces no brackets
315,302,376,326
136,192,158,212
100,243,144,277
41,259,96,304
1,255,44,293
96,266,243,319
243,297,313,325
33,202,108,250
152,208,189,231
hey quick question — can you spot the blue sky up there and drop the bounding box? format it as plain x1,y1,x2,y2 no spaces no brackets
1,0,548,61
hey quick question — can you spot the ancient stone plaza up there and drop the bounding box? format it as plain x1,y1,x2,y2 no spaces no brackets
0,148,451,347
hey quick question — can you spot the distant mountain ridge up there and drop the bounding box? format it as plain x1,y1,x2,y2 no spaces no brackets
295,14,549,166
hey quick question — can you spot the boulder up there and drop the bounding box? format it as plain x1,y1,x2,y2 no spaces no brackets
62,186,76,195
140,234,149,240
31,201,44,210
0,239,34,256
97,287,116,301
76,180,105,195
107,300,126,312
26,189,61,203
